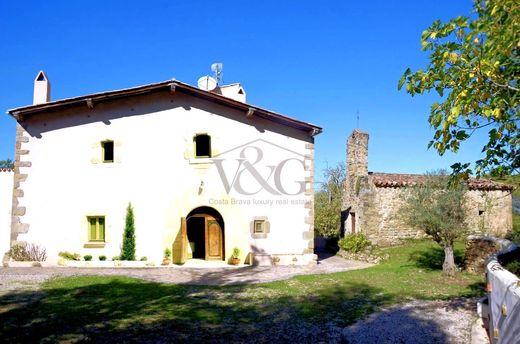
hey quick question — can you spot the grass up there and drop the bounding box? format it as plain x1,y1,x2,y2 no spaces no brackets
0,240,484,342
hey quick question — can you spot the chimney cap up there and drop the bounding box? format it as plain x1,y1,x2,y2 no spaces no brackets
35,70,48,82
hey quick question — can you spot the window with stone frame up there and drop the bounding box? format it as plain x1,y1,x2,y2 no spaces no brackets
251,217,270,239
254,220,266,234
101,140,114,163
194,134,211,158
88,216,105,242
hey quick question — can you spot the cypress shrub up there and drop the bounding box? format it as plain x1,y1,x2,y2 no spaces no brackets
120,202,136,260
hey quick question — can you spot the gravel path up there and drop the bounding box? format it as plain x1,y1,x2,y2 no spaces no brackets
341,298,479,344
0,254,371,293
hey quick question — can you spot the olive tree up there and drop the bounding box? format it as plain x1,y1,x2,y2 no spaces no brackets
399,171,468,276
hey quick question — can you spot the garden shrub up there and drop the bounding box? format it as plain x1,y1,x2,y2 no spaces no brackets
120,202,136,260
58,251,81,261
140,256,148,261
98,255,107,261
504,260,520,276
8,243,47,261
83,255,92,261
338,233,371,253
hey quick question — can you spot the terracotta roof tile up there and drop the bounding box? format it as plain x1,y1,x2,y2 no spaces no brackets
370,172,513,191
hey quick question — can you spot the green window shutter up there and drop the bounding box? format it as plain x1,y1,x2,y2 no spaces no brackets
98,217,105,241
89,217,97,241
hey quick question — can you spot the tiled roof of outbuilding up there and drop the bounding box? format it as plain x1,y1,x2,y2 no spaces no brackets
370,172,514,191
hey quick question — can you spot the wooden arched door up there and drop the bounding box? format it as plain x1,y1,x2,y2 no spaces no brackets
205,216,223,260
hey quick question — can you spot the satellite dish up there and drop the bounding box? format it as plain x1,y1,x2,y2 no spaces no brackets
197,76,217,91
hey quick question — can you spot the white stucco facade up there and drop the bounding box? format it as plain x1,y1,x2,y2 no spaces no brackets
8,81,319,265
0,169,13,260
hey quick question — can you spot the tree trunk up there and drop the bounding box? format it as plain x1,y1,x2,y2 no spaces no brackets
443,245,457,277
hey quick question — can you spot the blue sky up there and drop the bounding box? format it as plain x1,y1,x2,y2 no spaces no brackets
0,0,480,182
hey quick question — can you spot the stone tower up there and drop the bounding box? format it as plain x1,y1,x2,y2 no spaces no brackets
343,129,370,235
347,129,369,178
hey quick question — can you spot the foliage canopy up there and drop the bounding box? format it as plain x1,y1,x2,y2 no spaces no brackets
399,0,519,177
314,163,345,238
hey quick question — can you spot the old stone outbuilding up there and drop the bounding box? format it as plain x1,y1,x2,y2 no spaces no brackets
342,129,513,245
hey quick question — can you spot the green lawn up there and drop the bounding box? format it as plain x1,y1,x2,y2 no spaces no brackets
0,240,484,342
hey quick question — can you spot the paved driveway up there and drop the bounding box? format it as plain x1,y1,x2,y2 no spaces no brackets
0,254,372,293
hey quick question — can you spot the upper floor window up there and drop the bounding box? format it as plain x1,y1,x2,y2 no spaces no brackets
194,134,211,158
102,140,114,163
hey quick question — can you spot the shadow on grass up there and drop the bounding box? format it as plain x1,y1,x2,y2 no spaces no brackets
0,276,449,343
409,246,465,270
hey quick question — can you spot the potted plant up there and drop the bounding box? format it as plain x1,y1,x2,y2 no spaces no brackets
162,248,172,265
230,247,241,265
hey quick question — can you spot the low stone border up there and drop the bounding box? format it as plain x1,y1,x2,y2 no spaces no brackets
337,249,389,264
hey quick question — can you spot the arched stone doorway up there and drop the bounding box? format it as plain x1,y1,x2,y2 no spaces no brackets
186,206,225,261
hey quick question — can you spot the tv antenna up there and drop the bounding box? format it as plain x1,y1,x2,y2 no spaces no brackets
211,63,223,85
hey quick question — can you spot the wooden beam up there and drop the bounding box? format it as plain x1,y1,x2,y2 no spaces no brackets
170,84,176,95
86,98,94,109
246,108,254,118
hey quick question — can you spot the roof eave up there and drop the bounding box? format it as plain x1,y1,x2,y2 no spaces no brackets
7,80,322,136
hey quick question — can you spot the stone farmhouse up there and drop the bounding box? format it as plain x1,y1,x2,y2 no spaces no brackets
3,71,321,265
343,129,513,245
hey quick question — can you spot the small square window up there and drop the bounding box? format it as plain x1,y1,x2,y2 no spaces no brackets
254,220,265,234
194,134,211,158
102,141,114,163
88,216,105,242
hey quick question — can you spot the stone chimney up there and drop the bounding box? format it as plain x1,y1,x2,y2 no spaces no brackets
33,71,51,104
347,129,369,178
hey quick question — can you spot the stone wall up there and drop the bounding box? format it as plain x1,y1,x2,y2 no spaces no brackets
464,235,503,274
364,185,426,245
0,168,14,261
358,184,512,246
465,190,512,237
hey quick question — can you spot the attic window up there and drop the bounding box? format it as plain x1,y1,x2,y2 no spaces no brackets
238,89,244,94
36,72,46,81
194,134,211,158
102,140,114,163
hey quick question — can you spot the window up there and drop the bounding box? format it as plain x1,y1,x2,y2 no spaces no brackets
102,141,114,163
194,134,211,158
251,217,269,239
88,216,105,242
254,220,265,234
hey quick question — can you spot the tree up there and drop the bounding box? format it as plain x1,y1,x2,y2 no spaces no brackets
0,159,14,169
399,171,468,276
315,163,345,238
399,0,519,178
120,202,136,261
